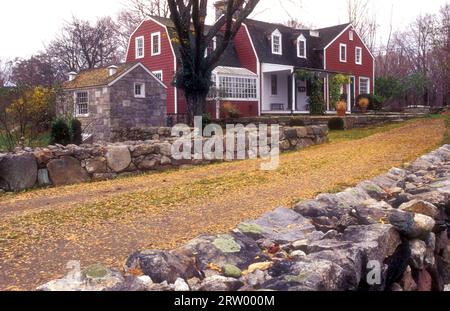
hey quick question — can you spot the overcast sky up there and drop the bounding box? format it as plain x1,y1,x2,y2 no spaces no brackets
0,0,447,60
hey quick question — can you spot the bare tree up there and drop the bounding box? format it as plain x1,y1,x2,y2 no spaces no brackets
46,16,121,73
0,60,12,87
10,53,63,87
167,0,260,123
284,18,311,29
347,0,377,51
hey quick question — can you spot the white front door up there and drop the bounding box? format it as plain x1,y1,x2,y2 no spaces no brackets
296,80,309,112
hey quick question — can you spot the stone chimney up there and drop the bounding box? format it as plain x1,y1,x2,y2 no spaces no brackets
68,72,77,81
108,65,118,77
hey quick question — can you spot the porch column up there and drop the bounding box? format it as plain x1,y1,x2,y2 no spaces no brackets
325,74,330,111
347,83,351,113
292,72,296,113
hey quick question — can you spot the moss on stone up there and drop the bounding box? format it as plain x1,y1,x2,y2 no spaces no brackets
237,223,264,235
82,264,110,279
223,264,242,278
213,235,241,253
284,272,309,283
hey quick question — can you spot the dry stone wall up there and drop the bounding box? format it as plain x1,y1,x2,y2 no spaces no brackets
38,145,450,291
0,125,328,192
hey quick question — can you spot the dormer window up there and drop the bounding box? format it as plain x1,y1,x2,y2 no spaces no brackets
271,29,282,55
297,34,306,58
135,36,144,59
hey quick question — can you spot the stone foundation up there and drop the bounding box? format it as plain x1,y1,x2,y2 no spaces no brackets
38,145,450,291
0,125,328,192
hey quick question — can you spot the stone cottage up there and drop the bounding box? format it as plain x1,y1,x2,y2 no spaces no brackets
58,62,167,142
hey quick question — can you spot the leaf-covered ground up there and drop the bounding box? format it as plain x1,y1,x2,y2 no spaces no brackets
0,118,446,290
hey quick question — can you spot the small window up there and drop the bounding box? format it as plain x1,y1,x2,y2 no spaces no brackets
359,77,370,94
271,74,278,95
297,35,306,58
340,43,347,62
151,32,161,56
135,36,144,59
271,30,282,55
134,83,145,98
153,70,163,81
355,47,362,65
75,91,89,116
349,30,354,41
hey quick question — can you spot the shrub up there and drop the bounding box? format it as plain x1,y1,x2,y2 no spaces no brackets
222,102,241,119
69,118,83,145
51,118,71,145
357,94,384,111
328,117,345,131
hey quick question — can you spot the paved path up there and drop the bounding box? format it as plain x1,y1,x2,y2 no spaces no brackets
0,119,445,290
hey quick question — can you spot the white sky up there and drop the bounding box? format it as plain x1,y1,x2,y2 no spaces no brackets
0,0,447,59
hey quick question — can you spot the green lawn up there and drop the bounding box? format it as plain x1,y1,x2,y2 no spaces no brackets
0,131,51,152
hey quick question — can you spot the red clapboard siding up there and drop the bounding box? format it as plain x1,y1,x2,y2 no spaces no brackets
206,100,259,119
126,19,177,114
324,26,374,96
234,25,258,73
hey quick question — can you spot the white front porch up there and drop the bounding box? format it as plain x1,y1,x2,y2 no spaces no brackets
260,63,355,115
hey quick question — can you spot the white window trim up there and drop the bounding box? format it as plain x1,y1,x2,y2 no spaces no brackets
210,74,258,101
213,36,217,50
271,29,282,55
339,43,347,63
153,70,163,81
134,82,146,98
359,77,370,95
151,32,161,56
355,47,362,65
349,30,354,41
297,35,307,59
135,36,145,59
74,91,89,117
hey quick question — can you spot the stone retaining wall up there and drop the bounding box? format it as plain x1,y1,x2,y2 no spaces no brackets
219,113,427,130
0,125,328,192
38,145,450,292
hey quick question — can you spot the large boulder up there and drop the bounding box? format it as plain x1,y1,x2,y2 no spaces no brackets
389,210,435,239
0,153,37,191
238,208,317,244
399,200,440,219
106,146,131,173
47,156,90,186
125,250,198,284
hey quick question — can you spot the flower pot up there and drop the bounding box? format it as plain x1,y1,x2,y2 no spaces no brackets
337,109,346,117
360,106,368,113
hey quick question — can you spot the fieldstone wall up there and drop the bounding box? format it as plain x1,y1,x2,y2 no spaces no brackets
219,113,427,130
38,145,450,291
0,125,328,192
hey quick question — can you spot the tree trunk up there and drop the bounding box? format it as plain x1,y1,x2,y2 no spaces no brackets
186,93,207,126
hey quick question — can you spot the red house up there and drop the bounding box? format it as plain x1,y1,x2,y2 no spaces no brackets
126,14,374,119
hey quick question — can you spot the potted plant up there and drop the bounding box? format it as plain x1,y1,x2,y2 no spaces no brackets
336,100,347,116
358,97,369,113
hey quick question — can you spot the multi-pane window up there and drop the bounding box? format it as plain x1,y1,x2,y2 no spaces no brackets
355,47,362,65
271,74,278,95
153,71,163,81
134,83,145,98
297,37,306,58
218,76,257,99
151,32,161,55
340,43,347,62
136,36,144,58
271,30,282,55
359,77,370,94
75,92,89,116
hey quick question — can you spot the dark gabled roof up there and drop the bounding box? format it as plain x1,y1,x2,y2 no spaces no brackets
244,18,351,69
63,62,138,89
315,23,351,49
148,16,242,68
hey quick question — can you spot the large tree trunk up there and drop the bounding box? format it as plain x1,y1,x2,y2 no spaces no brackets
186,93,207,126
